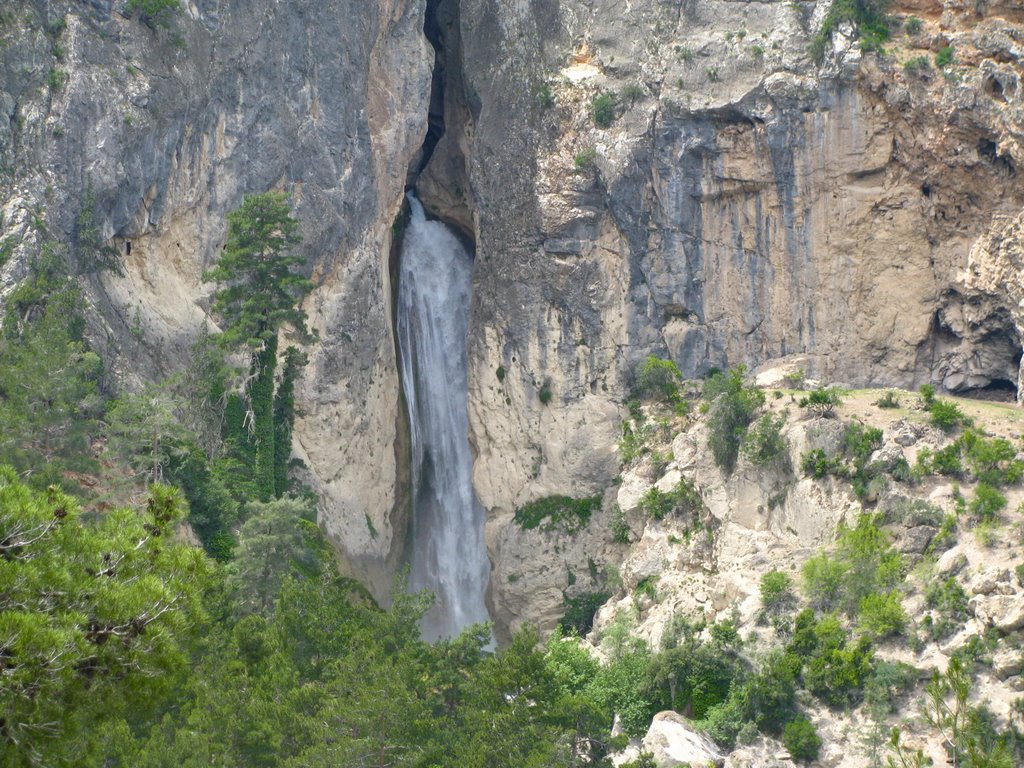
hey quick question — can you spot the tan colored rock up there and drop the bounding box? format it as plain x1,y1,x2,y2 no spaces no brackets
641,711,724,768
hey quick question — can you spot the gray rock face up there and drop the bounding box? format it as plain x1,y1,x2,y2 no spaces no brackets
0,0,431,599
4,0,1024,632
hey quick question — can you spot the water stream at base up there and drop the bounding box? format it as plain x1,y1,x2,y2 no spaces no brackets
396,192,490,641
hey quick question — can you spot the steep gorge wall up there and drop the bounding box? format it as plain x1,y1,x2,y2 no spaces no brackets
0,0,431,598
453,0,1024,632
3,0,1024,632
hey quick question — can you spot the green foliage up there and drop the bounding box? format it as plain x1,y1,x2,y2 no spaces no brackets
858,592,907,640
272,346,306,497
0,473,209,764
802,553,849,612
574,146,597,170
919,383,936,407
534,80,554,108
559,591,611,635
802,514,904,617
760,570,796,612
961,431,1022,487
620,83,645,104
633,355,682,404
73,180,121,275
124,0,181,29
204,192,312,501
227,496,323,616
903,55,930,74
932,443,963,476
875,389,901,408
810,0,891,62
0,252,103,482
794,615,874,708
742,412,789,467
904,16,922,34
704,366,765,472
929,398,966,431
513,494,602,535
801,448,844,479
592,92,617,128
45,67,68,91
970,482,1007,522
924,576,969,640
538,378,553,405
783,717,823,762
204,192,311,350
935,45,954,68
610,504,631,543
637,477,702,521
798,386,845,417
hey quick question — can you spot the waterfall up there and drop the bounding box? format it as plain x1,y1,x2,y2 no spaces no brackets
396,192,490,641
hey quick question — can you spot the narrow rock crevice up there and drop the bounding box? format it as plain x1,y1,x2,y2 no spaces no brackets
410,0,475,241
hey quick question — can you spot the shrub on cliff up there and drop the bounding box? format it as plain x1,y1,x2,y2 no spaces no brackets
633,355,682,404
125,0,181,29
704,366,765,473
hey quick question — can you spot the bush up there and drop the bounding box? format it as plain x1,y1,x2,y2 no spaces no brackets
783,717,822,762
534,81,554,108
919,383,936,407
903,55,930,74
559,591,611,635
634,355,682,403
798,386,844,417
904,16,922,35
592,93,617,128
538,379,553,405
760,569,796,612
573,147,597,170
969,482,1007,522
875,390,901,408
513,494,602,535
932,443,963,476
704,366,765,472
610,504,631,543
742,412,789,467
801,449,844,480
929,399,965,431
638,478,702,521
962,432,1022,487
802,554,848,612
858,592,907,640
810,0,891,62
125,0,180,28
935,45,954,68
924,577,969,639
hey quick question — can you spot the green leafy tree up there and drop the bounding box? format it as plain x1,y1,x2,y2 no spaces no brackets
203,192,314,500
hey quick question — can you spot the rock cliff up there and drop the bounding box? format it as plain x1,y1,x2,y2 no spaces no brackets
1,0,1023,630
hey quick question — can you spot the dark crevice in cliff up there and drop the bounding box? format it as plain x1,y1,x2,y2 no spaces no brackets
390,0,478,590
407,0,475,241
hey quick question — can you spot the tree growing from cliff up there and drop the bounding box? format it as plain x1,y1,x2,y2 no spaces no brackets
203,191,313,500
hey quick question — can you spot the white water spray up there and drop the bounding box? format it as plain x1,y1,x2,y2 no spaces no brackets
396,193,490,641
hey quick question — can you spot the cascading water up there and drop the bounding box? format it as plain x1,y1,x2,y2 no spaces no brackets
396,192,490,641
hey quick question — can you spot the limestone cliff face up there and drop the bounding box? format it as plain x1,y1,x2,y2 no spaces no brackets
3,0,1024,631
0,0,431,597
451,0,1024,632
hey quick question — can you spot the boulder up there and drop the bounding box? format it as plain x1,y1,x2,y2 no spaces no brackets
936,549,968,577
642,711,724,767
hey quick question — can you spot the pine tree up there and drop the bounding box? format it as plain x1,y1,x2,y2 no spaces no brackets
203,192,313,499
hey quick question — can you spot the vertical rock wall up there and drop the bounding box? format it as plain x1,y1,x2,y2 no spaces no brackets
0,0,432,599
